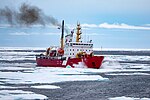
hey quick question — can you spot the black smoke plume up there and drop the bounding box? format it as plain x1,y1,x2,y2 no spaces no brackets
0,3,68,33
0,6,13,25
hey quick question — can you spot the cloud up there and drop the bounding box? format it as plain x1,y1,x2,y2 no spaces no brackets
0,24,57,28
81,23,150,30
9,32,30,36
99,23,150,30
9,32,60,36
85,33,107,36
144,24,150,26
0,24,11,28
42,32,60,35
81,24,98,28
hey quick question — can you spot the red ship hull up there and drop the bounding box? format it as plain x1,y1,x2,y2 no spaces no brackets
36,56,104,69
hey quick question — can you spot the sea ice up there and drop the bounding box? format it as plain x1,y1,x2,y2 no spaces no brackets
109,96,150,100
31,85,61,89
0,86,17,89
106,72,150,76
0,68,108,84
0,90,48,100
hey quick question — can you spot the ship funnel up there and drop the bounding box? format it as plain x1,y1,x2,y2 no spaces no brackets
61,20,64,48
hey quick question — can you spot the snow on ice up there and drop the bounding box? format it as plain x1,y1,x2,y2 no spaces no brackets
31,85,61,89
0,90,48,100
109,96,150,100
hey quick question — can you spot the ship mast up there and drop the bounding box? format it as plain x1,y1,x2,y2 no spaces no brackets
61,20,64,48
76,23,82,42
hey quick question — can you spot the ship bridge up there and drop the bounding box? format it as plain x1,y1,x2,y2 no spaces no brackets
64,42,93,58
63,22,94,58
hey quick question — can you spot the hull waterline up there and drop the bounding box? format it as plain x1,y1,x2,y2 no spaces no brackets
36,56,104,69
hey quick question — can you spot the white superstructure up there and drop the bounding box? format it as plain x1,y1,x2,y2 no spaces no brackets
63,23,93,58
64,42,93,58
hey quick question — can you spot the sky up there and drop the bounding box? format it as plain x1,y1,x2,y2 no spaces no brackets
0,0,150,49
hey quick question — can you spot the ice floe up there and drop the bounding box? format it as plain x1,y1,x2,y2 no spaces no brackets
0,82,4,84
0,86,17,89
0,66,33,71
106,72,150,76
0,90,48,100
0,67,108,84
109,96,150,100
31,85,61,89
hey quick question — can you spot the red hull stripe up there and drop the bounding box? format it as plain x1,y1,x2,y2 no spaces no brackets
36,56,104,69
